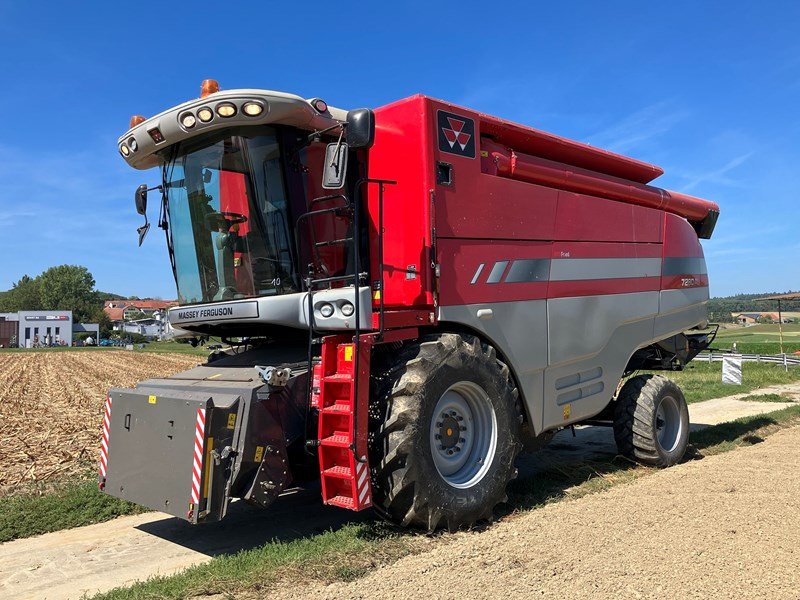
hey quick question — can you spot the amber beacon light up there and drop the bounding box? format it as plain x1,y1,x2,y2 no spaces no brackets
200,79,220,98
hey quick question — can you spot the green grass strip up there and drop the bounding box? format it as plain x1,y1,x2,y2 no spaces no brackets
0,480,146,543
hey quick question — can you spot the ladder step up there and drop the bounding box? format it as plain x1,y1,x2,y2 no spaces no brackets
326,495,355,509
323,374,353,383
321,403,353,414
322,465,353,479
320,434,351,448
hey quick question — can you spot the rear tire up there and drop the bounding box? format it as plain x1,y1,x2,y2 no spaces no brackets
369,333,522,531
613,374,689,467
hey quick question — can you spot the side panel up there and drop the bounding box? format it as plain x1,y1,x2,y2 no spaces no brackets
368,95,435,311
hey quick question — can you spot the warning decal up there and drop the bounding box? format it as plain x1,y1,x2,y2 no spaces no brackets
437,110,476,158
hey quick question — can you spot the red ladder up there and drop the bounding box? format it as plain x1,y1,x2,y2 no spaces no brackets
317,335,372,510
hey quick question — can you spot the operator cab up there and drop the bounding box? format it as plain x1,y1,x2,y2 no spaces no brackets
121,82,375,338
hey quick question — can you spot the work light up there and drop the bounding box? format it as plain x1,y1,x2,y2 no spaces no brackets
242,102,264,116
180,112,196,128
216,103,237,118
197,107,213,122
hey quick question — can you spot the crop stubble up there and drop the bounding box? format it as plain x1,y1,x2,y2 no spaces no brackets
0,351,201,495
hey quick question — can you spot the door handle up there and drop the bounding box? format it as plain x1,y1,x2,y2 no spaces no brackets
124,413,131,430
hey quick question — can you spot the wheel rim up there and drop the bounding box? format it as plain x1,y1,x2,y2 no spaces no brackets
655,394,682,453
429,381,498,489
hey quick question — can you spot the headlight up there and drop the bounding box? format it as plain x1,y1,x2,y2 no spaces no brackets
128,138,138,152
340,302,355,317
197,107,213,122
242,101,264,116
180,112,197,128
216,103,237,118
318,303,334,318
120,144,130,157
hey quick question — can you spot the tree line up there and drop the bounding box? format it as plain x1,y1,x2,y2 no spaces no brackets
706,292,800,323
0,265,118,333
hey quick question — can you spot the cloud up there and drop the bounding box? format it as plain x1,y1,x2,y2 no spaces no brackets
678,151,755,192
584,101,690,154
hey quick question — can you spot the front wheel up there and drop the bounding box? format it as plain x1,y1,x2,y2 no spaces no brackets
369,333,522,531
613,374,689,467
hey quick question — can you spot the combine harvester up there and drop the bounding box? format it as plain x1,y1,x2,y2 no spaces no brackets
100,80,719,530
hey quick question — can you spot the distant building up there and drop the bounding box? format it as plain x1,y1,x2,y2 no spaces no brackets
734,313,761,325
0,310,73,347
104,299,177,322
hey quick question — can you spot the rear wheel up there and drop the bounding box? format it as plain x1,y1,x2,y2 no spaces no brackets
613,374,689,466
369,333,522,531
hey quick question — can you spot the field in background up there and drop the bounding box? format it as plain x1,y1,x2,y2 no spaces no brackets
646,360,800,403
0,351,202,495
714,323,800,354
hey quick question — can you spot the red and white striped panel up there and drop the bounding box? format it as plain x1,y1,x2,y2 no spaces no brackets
98,396,112,478
355,461,372,508
190,407,206,506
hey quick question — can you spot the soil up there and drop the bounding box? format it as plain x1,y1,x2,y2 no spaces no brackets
280,425,800,600
0,351,201,494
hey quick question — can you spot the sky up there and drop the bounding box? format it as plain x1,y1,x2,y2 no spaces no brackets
0,1,797,299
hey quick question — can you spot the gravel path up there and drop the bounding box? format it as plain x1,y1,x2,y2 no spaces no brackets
278,425,800,600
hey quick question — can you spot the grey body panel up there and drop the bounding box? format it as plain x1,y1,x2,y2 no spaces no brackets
439,287,708,435
168,286,372,334
102,344,309,523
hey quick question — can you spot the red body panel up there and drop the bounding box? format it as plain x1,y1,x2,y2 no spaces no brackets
365,95,715,313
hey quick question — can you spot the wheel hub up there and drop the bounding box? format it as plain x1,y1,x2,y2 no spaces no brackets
438,415,461,450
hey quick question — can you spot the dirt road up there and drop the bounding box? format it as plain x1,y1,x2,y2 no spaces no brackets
283,425,800,600
0,385,797,600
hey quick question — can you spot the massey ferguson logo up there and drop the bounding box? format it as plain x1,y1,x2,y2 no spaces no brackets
437,110,475,158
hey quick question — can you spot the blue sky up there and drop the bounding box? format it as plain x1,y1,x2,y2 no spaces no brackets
0,1,797,298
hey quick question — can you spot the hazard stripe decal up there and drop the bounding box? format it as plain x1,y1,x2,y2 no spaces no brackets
98,396,112,477
355,461,371,506
190,407,206,507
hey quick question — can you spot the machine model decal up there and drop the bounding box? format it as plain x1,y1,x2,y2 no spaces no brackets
437,110,475,158
170,300,259,324
98,396,112,479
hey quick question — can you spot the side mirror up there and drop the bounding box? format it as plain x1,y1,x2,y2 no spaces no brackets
135,184,148,215
322,142,349,189
345,109,375,149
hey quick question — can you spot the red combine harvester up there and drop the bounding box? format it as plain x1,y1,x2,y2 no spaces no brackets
101,81,719,530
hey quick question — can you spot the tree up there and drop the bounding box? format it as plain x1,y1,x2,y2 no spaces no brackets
0,275,42,311
37,265,96,322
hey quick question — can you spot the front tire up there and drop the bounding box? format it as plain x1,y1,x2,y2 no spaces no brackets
369,333,522,531
613,374,689,467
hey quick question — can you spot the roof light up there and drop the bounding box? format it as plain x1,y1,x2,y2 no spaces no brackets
242,101,264,116
129,115,146,128
128,138,138,152
180,112,197,128
197,107,213,122
216,103,237,118
120,144,130,157
311,98,328,113
200,79,219,98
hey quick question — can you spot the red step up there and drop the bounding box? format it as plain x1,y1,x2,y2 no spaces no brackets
316,337,373,512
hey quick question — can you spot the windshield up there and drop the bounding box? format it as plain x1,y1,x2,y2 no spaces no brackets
164,128,299,304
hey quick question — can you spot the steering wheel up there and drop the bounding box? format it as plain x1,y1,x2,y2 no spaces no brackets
205,211,248,230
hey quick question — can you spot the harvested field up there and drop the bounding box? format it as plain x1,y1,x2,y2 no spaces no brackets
0,351,201,495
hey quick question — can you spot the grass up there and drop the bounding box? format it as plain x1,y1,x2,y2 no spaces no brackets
0,478,147,543
90,405,800,600
737,393,792,403
644,360,800,403
714,323,800,354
